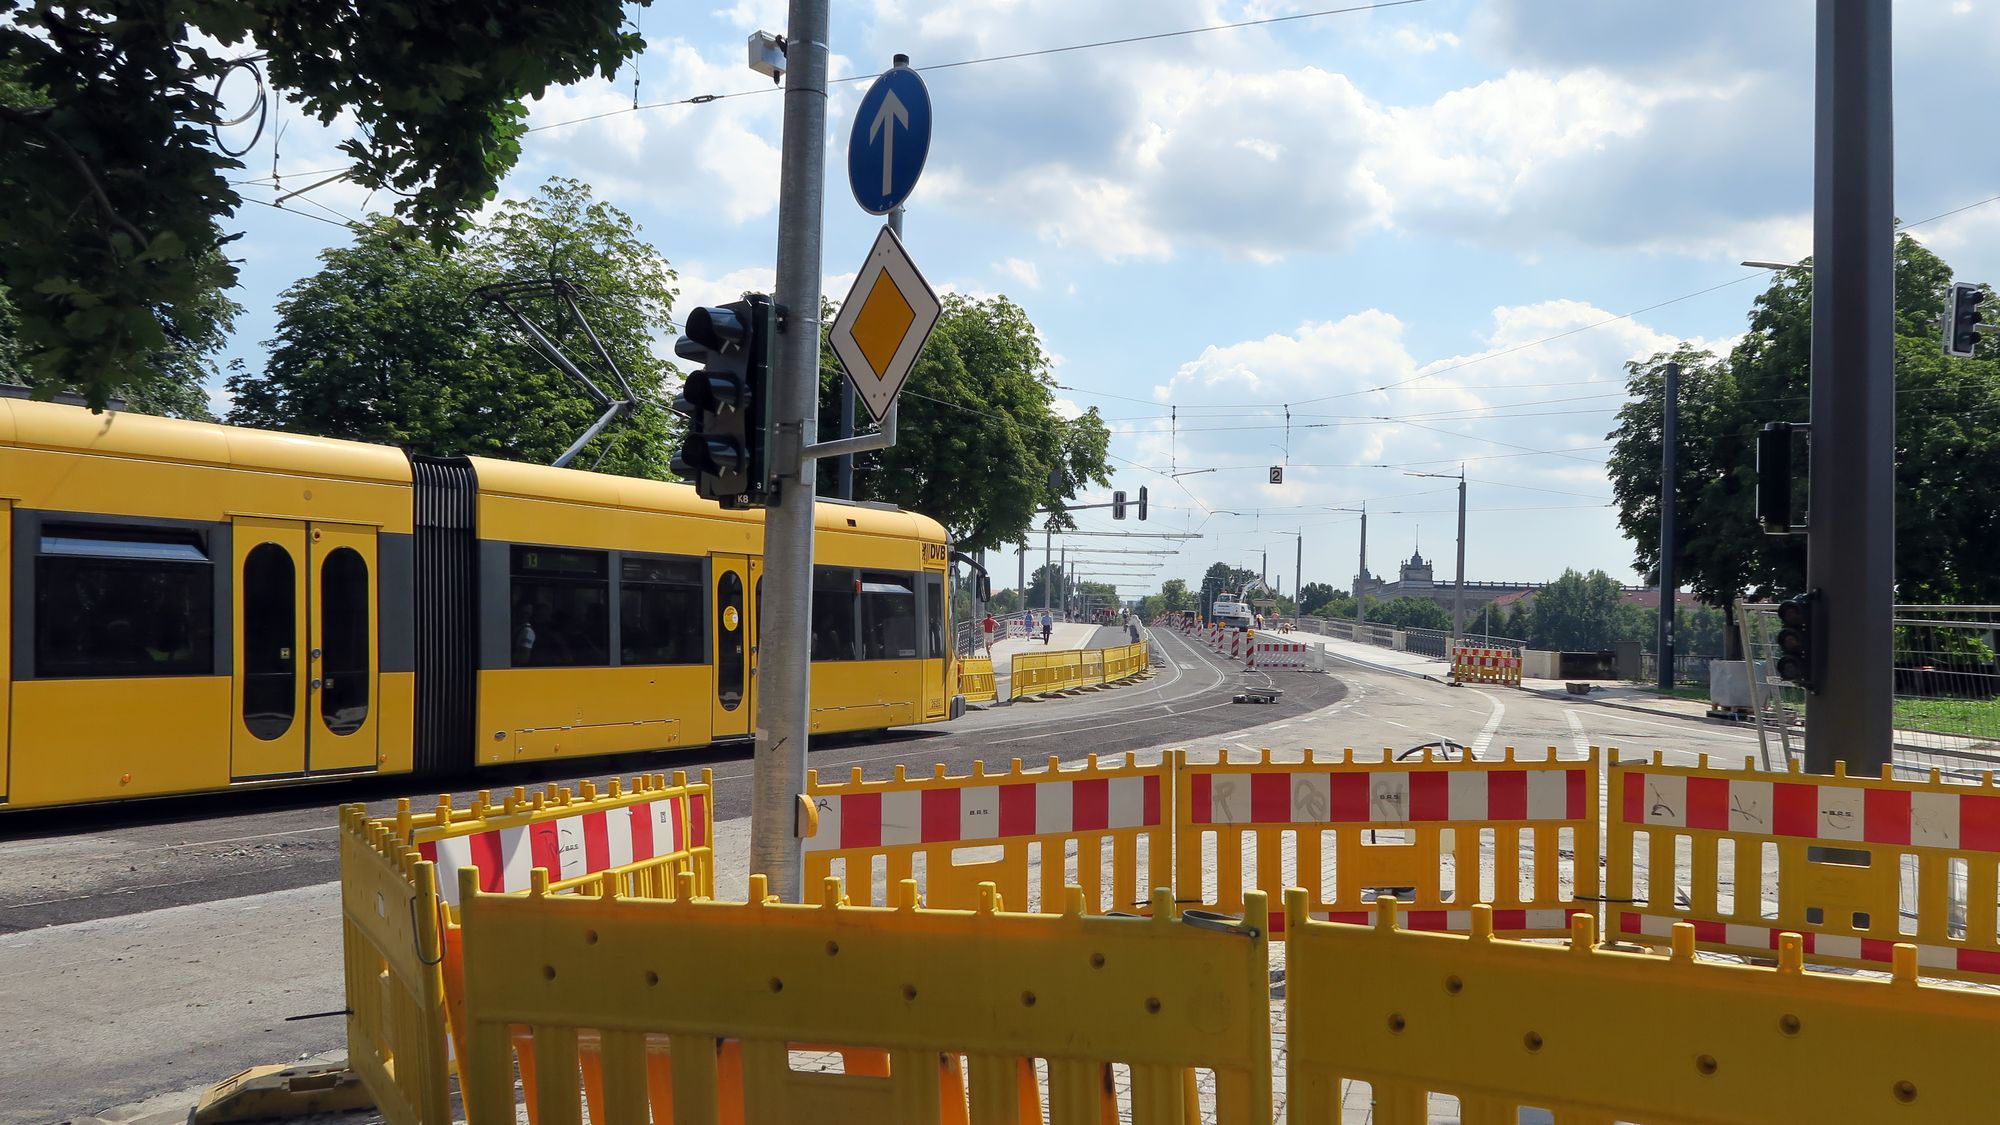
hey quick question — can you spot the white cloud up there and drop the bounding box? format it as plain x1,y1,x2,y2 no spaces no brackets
995,257,1042,289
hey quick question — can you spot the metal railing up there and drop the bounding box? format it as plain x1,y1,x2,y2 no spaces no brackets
1739,602,2000,780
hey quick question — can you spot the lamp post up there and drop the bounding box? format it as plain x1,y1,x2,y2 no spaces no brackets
1405,469,1467,640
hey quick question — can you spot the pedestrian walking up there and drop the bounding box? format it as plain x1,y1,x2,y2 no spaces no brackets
981,612,997,655
1125,610,1141,644
1040,610,1053,645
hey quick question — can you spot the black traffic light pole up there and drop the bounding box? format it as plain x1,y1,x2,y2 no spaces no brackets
1805,0,1895,777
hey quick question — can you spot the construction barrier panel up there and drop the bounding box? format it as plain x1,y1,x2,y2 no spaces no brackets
1609,754,2000,984
958,656,997,703
1175,748,1599,938
342,771,716,1125
1246,639,1312,671
805,753,1172,915
1007,642,1150,701
457,877,1274,1125
1284,894,2000,1124
1452,646,1522,687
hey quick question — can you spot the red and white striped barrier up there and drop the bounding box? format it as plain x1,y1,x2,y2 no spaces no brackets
1187,766,1589,826
1616,911,2000,977
1247,639,1310,670
1452,646,1522,686
1620,770,2000,848
419,796,701,905
805,772,1164,852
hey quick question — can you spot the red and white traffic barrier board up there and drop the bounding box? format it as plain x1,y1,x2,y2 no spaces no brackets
1248,640,1310,670
805,771,1164,851
1186,766,1588,826
420,797,694,905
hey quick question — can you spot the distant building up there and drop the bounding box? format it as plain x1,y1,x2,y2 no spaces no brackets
1350,541,1696,619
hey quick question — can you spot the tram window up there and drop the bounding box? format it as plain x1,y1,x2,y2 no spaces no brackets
509,546,609,667
241,542,296,740
320,547,371,734
620,554,704,665
924,573,945,660
859,572,918,660
35,524,214,678
810,566,859,661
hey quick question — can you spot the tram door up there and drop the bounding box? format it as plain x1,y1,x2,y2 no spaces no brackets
231,519,380,778
711,554,756,740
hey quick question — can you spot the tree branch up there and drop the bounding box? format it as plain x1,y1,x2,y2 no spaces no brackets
0,103,150,250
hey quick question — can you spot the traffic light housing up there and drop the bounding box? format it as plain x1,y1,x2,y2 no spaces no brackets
671,296,775,507
1946,282,1987,358
1756,422,1797,534
1137,486,1148,520
1775,590,1819,692
1112,490,1128,519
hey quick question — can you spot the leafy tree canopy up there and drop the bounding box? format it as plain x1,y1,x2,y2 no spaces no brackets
826,293,1114,551
0,1,646,409
227,178,678,476
1608,235,2000,618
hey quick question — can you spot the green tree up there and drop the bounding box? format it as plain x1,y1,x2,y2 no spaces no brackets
1608,235,2000,635
0,2,646,410
1529,569,1626,651
227,179,678,476
835,294,1112,550
1372,596,1451,632
1,262,232,421
1298,581,1345,615
1158,578,1196,614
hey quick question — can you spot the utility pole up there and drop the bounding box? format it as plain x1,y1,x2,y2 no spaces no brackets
1806,0,1894,775
748,0,831,902
1042,523,1053,614
1294,532,1303,617
1017,542,1025,612
1657,360,1680,695
1357,504,1368,626
1405,469,1467,638
1454,472,1466,640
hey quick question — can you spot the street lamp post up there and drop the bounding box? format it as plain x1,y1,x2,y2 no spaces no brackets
1406,469,1467,640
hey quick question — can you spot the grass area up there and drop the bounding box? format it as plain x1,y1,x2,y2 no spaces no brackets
1893,696,2000,740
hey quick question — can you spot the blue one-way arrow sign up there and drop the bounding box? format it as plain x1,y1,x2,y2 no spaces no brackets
847,65,931,215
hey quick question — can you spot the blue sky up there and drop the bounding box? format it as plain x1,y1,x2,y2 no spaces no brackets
216,0,2000,602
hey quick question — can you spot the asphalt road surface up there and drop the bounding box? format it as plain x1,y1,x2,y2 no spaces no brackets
1,629,1773,1125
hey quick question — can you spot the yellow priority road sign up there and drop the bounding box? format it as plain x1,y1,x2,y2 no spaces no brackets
828,225,942,423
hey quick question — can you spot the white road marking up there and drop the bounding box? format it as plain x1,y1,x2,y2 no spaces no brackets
1383,719,1410,730
1468,689,1505,758
1564,710,1590,758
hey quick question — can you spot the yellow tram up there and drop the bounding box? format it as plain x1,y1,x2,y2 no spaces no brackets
0,397,960,811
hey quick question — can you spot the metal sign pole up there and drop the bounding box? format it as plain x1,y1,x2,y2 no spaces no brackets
749,0,832,902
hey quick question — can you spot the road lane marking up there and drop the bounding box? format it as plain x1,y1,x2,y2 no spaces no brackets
1564,710,1590,758
1468,690,1505,758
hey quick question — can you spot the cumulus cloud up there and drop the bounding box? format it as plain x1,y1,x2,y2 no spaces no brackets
995,257,1042,288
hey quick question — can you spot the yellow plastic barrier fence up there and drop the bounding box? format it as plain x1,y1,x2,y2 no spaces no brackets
1609,754,2000,983
1009,649,1085,698
1008,642,1151,700
1451,646,1522,686
805,753,1172,915
958,656,997,703
341,771,716,1125
1284,893,2000,1124
341,807,453,1125
1175,748,1599,938
457,874,1274,1125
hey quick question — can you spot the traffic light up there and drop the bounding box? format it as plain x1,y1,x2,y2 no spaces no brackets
1756,422,1797,534
1775,590,1819,692
671,296,775,507
1137,486,1148,521
1945,282,1987,358
1112,490,1128,519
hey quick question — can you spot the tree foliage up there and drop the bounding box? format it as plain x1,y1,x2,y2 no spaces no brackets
0,1,646,409
1608,236,2000,617
1367,596,1452,632
827,293,1113,550
227,178,678,475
